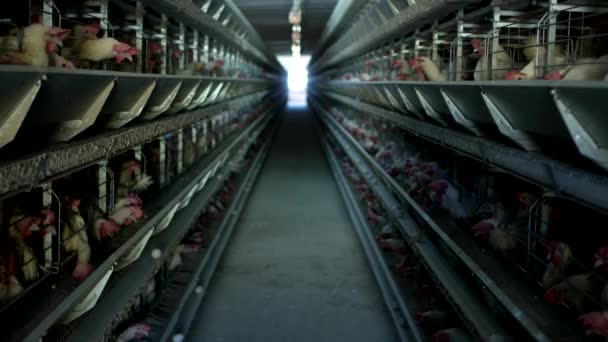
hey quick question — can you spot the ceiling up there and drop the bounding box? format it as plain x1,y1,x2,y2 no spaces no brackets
233,0,338,56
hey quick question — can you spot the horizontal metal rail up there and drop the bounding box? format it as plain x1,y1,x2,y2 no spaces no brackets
310,0,369,65
222,0,280,68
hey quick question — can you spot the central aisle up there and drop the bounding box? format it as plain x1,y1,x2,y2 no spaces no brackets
186,109,397,342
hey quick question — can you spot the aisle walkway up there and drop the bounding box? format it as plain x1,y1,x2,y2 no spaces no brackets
186,109,397,342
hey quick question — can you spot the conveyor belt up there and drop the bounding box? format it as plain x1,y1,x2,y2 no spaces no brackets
185,108,398,342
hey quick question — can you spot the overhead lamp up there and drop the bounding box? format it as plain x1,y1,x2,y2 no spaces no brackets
288,0,302,24
291,43,301,56
288,8,302,24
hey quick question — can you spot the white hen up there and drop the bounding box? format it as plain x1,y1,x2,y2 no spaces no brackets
473,38,513,80
79,37,136,63
0,24,67,66
411,56,447,81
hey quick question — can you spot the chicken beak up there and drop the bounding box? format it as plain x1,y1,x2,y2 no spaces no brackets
50,36,64,48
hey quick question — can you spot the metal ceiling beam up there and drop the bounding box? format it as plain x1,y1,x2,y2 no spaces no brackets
310,0,368,64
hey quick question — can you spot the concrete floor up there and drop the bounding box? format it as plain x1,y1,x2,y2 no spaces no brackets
186,109,397,342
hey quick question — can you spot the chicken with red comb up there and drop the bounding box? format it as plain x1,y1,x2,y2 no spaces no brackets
427,180,472,219
116,323,151,342
505,69,527,80
8,209,41,281
117,160,154,197
542,240,573,288
110,205,143,226
579,311,608,339
543,273,604,313
79,37,137,64
471,37,513,81
0,24,70,66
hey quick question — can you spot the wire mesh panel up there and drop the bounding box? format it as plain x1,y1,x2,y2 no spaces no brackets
0,185,60,310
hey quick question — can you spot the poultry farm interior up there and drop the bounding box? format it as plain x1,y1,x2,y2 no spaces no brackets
1,0,608,341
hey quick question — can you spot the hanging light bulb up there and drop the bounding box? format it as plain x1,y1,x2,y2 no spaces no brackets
291,42,301,57
288,8,302,24
288,0,302,24
289,0,302,57
292,32,301,42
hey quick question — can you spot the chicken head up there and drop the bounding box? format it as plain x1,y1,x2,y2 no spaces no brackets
505,70,527,80
51,55,76,69
579,311,608,338
543,70,565,80
97,219,120,239
471,38,485,55
594,246,608,271
65,198,81,212
408,57,427,81
40,208,55,226
15,216,42,239
113,42,137,63
45,27,71,53
122,160,141,176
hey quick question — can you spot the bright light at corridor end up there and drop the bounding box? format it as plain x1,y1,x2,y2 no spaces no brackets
278,55,310,107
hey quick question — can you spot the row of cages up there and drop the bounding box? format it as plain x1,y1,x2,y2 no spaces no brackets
322,0,608,83
0,0,266,77
319,80,608,175
319,101,608,341
50,110,276,342
0,65,270,152
0,100,271,339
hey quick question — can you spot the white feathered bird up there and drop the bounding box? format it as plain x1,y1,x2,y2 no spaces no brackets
409,56,447,81
79,37,136,63
472,38,513,80
0,24,69,66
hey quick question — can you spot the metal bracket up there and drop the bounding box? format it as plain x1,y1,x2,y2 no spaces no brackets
159,137,167,186
415,88,448,126
481,92,540,151
177,129,184,174
552,90,608,171
383,87,401,111
441,89,483,136
396,87,422,119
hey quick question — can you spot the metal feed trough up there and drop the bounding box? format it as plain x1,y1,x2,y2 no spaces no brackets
24,68,116,142
326,80,608,172
0,65,272,150
166,78,201,114
99,73,158,129
206,81,227,105
141,78,183,120
0,67,43,149
187,81,215,110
